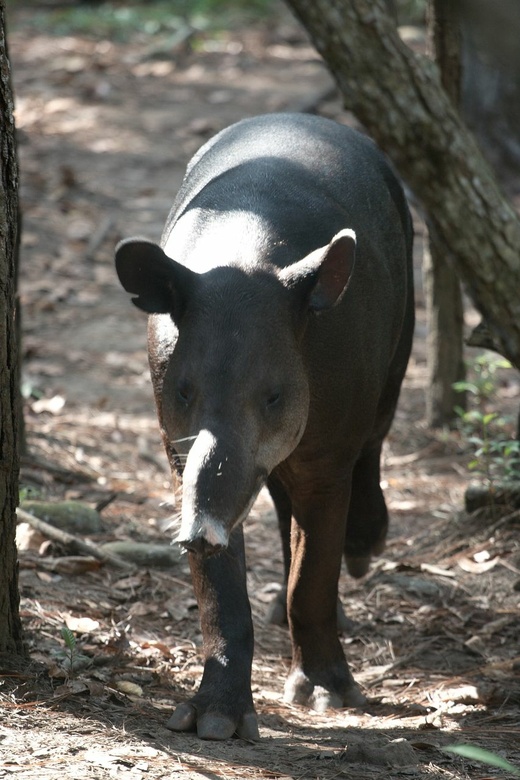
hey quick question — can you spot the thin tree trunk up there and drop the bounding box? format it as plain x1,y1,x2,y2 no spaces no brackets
425,0,465,427
423,232,466,426
459,0,520,179
0,0,24,657
284,0,520,371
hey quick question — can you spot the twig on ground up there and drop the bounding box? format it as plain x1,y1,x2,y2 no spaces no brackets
21,453,95,483
16,507,135,571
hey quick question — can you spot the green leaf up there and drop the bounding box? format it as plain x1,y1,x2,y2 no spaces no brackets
453,381,479,395
60,625,77,652
469,410,485,421
494,358,513,370
443,744,520,776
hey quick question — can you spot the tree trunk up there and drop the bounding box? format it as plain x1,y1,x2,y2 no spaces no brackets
0,0,24,657
284,0,520,371
459,0,520,180
424,0,465,427
423,231,466,426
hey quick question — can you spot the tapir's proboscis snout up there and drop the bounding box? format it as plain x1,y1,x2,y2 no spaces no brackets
175,428,266,555
115,113,414,741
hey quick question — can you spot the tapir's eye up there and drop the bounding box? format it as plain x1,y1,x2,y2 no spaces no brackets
266,391,281,409
177,382,192,406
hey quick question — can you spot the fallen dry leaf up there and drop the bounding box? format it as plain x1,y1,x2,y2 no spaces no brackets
458,556,499,573
64,615,100,633
31,394,66,414
115,680,144,697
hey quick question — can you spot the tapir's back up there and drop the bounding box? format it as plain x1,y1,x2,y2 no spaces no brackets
163,113,412,271
158,113,413,422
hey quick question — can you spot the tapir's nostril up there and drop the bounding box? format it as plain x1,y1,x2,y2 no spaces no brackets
180,536,224,557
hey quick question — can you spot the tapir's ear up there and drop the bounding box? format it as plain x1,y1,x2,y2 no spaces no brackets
278,229,356,312
115,237,196,318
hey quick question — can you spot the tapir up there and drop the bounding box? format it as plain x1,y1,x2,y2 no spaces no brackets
115,112,414,740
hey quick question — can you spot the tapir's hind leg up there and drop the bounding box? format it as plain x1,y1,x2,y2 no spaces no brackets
344,444,388,578
265,475,292,626
345,295,414,579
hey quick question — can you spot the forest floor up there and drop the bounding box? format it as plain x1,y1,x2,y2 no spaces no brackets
2,3,520,778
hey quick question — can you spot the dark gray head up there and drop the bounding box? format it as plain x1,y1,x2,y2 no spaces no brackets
115,230,356,553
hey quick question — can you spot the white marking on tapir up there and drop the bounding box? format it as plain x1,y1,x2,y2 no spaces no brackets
176,512,229,549
197,514,230,548
163,209,270,271
176,429,230,547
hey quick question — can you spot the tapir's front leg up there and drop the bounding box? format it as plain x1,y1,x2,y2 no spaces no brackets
166,526,258,740
284,480,367,711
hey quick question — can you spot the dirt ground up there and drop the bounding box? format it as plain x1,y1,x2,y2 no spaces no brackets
2,3,520,778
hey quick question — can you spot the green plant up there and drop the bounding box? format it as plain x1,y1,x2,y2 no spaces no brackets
443,744,520,777
454,353,520,491
455,353,512,404
18,484,41,503
56,625,90,677
18,486,31,503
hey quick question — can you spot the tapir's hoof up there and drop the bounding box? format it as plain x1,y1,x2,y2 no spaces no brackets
343,683,368,708
284,669,367,711
236,712,260,741
345,554,371,579
166,702,259,741
166,702,198,732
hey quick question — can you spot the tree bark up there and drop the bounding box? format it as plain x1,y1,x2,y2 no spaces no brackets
423,232,466,426
459,0,520,179
284,0,520,371
0,0,24,656
424,0,465,427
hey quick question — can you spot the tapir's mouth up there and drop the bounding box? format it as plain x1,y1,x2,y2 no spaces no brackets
176,473,266,556
179,534,225,557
